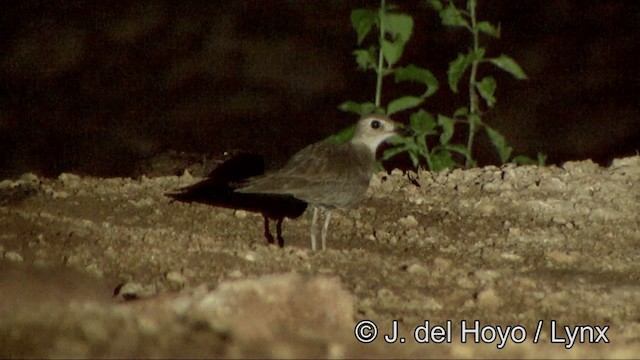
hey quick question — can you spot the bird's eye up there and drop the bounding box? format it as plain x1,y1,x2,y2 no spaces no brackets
371,120,381,129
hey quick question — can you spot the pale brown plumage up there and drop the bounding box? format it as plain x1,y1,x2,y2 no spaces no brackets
236,114,398,250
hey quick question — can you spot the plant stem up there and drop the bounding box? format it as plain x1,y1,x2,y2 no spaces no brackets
375,0,386,108
465,0,480,168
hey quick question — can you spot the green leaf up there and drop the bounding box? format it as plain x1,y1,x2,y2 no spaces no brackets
338,101,363,115
430,150,456,171
395,65,439,98
352,48,376,71
383,144,410,161
338,101,377,116
476,76,497,107
437,114,455,144
488,54,528,80
427,0,443,11
468,112,481,129
324,124,356,144
387,96,424,115
442,143,470,158
470,47,486,61
447,53,470,92
381,39,403,67
440,4,469,28
408,151,420,168
537,152,548,165
512,155,535,165
453,106,469,117
385,135,408,146
409,109,436,136
351,9,377,45
477,21,500,37
468,0,477,13
485,126,513,163
384,13,414,44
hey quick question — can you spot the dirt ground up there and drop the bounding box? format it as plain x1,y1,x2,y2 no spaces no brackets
1,156,639,358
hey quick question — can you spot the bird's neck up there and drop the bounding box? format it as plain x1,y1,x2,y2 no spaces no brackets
350,138,380,157
349,140,378,164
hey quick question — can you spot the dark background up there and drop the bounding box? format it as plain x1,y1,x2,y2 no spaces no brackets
1,1,638,178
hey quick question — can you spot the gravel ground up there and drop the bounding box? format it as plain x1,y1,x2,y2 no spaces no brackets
1,156,639,358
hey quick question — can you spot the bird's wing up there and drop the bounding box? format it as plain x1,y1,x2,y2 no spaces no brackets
280,142,372,180
236,142,374,205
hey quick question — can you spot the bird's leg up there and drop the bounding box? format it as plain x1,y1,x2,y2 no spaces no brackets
276,218,285,248
321,209,332,251
263,216,275,245
311,207,318,251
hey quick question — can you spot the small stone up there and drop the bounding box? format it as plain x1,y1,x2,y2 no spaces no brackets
368,173,382,188
433,257,452,271
539,177,567,192
4,251,23,262
398,215,419,228
456,277,475,289
137,316,160,336
234,210,248,219
117,282,157,300
477,287,501,309
501,252,522,262
406,263,429,275
20,173,39,183
551,216,568,225
508,227,521,236
476,202,497,216
474,269,501,283
58,173,81,185
80,320,109,343
546,250,576,265
104,246,117,259
180,169,193,181
244,252,256,262
51,190,70,199
0,179,15,189
85,263,103,277
166,270,187,287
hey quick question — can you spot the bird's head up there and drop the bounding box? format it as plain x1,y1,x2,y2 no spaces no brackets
350,114,399,153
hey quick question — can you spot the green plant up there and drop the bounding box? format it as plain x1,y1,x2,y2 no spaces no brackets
333,0,451,170
333,0,545,169
428,0,533,167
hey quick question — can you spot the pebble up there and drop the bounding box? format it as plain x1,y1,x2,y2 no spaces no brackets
117,282,157,300
477,287,501,309
243,252,257,262
166,270,187,287
398,215,419,228
58,173,81,186
85,263,103,277
20,173,39,183
476,202,497,216
4,251,24,262
456,277,475,289
500,252,523,262
432,257,452,271
539,177,567,192
406,263,429,275
234,210,248,219
546,250,576,265
474,269,501,283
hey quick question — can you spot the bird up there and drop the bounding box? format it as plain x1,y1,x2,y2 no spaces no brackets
235,113,398,251
165,152,308,247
